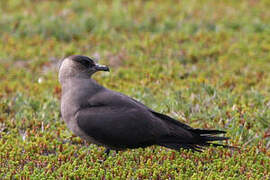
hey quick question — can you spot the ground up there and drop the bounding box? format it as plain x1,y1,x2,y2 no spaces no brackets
0,0,269,179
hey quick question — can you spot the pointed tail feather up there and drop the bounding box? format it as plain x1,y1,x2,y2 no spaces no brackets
200,135,229,142
191,128,226,135
151,110,233,152
158,128,232,152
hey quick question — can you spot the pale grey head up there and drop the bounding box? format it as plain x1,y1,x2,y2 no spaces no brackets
58,55,109,84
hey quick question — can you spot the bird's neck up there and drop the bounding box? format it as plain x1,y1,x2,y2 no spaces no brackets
59,71,92,84
60,76,99,94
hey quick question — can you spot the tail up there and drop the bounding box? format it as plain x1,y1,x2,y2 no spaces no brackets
158,129,231,152
151,111,233,152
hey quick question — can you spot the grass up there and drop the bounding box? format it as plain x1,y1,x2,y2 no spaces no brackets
0,0,270,179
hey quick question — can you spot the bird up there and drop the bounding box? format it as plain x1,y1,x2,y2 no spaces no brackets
58,55,230,154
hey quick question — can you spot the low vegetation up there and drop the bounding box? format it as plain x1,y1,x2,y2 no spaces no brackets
0,0,269,179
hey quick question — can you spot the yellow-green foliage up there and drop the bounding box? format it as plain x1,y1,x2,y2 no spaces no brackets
0,0,270,179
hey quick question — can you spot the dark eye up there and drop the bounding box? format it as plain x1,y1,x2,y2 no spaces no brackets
88,61,95,67
80,60,90,67
73,56,96,67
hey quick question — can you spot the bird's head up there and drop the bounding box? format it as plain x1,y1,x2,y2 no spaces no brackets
58,55,109,83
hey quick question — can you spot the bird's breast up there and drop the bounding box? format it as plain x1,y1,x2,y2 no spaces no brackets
61,93,105,146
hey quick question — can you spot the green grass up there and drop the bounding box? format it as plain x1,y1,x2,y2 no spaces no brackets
0,0,270,179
